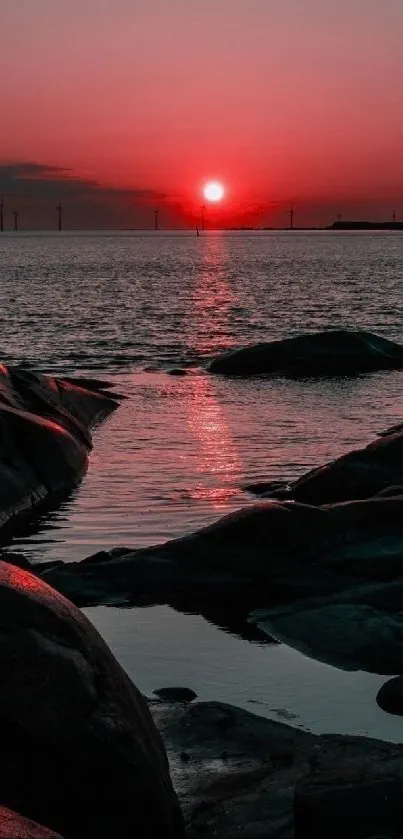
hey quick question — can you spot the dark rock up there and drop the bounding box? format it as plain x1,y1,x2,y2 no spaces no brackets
0,561,184,839
243,480,291,497
152,699,403,839
207,329,403,377
376,676,403,716
167,368,188,376
294,772,403,838
0,365,120,536
0,806,64,838
31,494,403,674
154,687,198,704
262,425,403,506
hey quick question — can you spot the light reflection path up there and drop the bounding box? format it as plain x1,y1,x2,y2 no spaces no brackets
185,234,242,510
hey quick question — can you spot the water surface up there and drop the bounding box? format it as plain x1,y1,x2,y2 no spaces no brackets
2,230,403,740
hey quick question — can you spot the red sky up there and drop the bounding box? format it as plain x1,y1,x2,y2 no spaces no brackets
1,0,403,228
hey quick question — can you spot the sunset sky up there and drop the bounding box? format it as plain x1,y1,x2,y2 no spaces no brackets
2,0,403,228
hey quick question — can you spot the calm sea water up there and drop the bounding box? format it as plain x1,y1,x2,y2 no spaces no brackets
2,230,403,741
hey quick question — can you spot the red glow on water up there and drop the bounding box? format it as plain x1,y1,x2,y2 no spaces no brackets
185,234,242,510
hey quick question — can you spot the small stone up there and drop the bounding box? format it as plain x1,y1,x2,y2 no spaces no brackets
167,368,188,376
377,676,403,716
153,687,197,703
180,751,190,763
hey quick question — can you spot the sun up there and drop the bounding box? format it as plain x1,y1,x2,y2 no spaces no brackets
203,181,224,203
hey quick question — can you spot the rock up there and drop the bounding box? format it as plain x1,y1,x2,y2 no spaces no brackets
0,366,120,536
36,495,403,603
27,495,403,675
0,561,184,839
294,771,403,838
376,676,403,716
154,688,198,703
263,424,403,505
167,368,188,376
151,699,403,839
0,806,64,838
207,329,403,377
252,599,403,673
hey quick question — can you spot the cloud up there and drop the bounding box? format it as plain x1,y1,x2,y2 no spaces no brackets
0,161,169,228
0,161,165,203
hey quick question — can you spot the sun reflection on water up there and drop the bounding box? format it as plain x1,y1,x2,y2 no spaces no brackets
185,235,242,510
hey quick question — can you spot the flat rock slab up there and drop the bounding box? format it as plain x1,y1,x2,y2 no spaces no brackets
207,329,403,377
151,700,403,839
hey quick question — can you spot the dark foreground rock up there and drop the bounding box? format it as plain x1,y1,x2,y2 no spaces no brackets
247,422,403,505
0,365,120,535
207,329,403,377
0,806,64,838
152,699,403,839
0,561,183,839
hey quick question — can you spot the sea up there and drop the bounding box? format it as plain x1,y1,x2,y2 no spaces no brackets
1,229,403,741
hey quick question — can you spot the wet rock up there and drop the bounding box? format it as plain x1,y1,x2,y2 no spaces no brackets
376,676,403,716
154,687,198,703
152,699,403,839
167,368,188,376
0,806,65,838
207,329,403,377
252,599,403,673
294,771,403,838
27,494,403,673
0,365,120,536
36,495,403,603
0,561,184,839
262,425,403,506
243,479,291,497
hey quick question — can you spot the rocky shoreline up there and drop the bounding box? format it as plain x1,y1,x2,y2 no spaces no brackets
2,348,403,836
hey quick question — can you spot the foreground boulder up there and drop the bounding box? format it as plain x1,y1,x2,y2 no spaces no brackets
208,329,403,377
152,698,403,838
247,422,403,505
0,366,120,533
0,807,64,838
0,561,183,839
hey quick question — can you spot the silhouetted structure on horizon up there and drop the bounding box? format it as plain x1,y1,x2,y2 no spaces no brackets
329,219,403,231
13,211,19,232
56,202,63,231
289,204,294,230
154,209,159,231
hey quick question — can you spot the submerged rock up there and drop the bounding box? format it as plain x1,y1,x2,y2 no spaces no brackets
0,561,184,839
208,329,403,377
0,366,120,535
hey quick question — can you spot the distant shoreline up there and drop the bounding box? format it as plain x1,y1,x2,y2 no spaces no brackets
1,223,402,233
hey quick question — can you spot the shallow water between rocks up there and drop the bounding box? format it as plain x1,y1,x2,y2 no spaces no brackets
2,230,403,741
